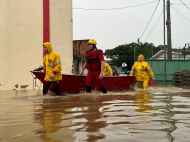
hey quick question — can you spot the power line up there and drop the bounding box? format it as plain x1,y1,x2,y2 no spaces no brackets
144,11,163,42
157,26,163,45
73,0,159,10
171,5,190,22
172,3,190,5
139,0,160,39
180,0,190,11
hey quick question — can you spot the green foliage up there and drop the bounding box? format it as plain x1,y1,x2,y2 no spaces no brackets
104,42,163,66
104,42,136,66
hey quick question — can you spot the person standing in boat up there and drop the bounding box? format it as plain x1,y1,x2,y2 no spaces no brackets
130,54,154,89
35,42,62,96
79,39,107,93
104,62,113,76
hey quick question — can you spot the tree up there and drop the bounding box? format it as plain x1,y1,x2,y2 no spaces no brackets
104,43,136,66
104,42,163,69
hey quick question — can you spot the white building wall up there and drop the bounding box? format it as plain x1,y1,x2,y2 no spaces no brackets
0,0,73,90
50,0,73,74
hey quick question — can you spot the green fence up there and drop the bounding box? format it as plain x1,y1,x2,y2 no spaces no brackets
145,60,190,85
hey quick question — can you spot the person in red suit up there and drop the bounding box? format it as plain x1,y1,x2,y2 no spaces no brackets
79,39,107,93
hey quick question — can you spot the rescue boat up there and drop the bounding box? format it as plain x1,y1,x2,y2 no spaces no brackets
31,71,136,93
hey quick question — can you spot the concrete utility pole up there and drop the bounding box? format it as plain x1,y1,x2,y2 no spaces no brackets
166,0,172,59
137,38,140,54
163,0,166,85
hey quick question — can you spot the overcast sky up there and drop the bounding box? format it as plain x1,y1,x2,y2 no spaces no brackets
73,0,190,52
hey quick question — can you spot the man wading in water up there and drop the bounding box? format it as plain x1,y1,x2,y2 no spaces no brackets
79,39,107,93
35,42,63,96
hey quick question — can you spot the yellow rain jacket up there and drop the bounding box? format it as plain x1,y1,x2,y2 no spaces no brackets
130,54,154,81
104,63,113,76
43,42,62,82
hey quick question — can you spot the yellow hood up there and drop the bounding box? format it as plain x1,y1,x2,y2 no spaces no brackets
139,54,144,61
43,42,53,53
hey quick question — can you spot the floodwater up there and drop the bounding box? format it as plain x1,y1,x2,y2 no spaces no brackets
0,86,190,142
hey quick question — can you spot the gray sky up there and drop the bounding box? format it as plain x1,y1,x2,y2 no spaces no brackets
73,0,190,51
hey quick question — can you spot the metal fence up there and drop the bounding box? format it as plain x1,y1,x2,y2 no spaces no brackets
134,47,190,61
132,46,190,85
144,60,190,85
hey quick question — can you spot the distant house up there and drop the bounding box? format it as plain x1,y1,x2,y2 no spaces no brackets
151,49,190,60
73,39,89,75
73,39,89,55
104,58,113,66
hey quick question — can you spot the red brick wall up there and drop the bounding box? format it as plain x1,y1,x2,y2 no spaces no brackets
73,40,89,55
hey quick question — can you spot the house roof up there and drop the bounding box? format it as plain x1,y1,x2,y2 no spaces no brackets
73,39,89,42
172,49,190,53
151,50,184,59
151,50,164,59
151,49,190,59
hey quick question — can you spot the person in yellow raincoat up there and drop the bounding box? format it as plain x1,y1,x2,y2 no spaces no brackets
130,54,154,89
35,42,62,96
104,63,113,76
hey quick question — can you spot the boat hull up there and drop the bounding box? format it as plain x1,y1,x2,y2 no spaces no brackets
31,71,136,93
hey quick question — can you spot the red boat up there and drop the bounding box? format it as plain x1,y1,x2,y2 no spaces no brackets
31,71,136,93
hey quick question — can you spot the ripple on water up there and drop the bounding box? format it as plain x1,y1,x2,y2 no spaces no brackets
0,87,190,142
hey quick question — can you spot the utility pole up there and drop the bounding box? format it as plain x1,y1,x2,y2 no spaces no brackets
166,0,172,59
163,0,166,85
137,38,140,55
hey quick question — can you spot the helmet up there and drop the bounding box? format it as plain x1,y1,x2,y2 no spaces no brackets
88,39,97,45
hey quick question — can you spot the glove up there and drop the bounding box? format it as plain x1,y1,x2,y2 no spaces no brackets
34,66,43,71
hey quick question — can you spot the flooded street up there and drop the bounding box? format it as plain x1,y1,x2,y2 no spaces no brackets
0,86,190,142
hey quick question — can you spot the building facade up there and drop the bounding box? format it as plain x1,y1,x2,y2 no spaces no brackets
73,40,89,75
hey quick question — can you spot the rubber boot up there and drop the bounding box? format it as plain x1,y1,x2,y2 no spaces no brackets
43,86,47,96
100,87,107,93
54,85,61,96
86,85,91,93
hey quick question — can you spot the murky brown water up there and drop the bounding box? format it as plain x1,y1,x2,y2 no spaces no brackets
0,86,190,142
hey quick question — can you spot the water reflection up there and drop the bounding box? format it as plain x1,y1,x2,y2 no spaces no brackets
72,93,136,141
33,93,137,142
1,88,190,142
73,94,107,141
164,94,176,142
34,98,63,142
135,90,155,113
